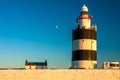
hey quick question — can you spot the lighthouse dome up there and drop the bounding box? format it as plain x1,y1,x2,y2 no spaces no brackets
81,5,88,12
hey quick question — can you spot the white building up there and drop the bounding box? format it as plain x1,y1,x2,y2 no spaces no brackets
25,60,47,69
103,62,119,69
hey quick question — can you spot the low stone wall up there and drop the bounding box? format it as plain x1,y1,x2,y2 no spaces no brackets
0,69,119,80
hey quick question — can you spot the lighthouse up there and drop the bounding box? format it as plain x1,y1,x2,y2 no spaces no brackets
71,5,97,69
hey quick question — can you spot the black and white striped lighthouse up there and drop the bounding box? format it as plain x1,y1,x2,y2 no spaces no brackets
71,5,97,69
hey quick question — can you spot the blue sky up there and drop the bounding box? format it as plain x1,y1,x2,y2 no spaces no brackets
0,0,120,68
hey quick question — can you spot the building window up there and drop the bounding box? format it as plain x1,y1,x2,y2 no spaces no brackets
29,66,31,69
110,64,119,67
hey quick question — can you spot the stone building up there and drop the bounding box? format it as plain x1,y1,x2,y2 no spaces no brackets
25,60,47,69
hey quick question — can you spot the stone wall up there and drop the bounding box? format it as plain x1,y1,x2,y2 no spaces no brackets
0,69,119,80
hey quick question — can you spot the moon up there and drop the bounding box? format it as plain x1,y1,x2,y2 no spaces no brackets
56,25,58,28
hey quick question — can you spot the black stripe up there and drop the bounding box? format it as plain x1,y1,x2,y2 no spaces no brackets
72,50,97,61
81,11,88,15
72,28,96,40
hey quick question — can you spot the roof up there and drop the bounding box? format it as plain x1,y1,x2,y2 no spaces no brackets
25,60,47,66
81,5,88,12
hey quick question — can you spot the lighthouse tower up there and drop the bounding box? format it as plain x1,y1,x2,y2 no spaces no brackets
71,5,97,69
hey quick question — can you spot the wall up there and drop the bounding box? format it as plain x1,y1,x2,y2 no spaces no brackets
0,69,119,80
25,65,36,69
25,65,47,69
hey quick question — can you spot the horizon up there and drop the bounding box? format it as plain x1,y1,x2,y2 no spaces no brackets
0,0,120,68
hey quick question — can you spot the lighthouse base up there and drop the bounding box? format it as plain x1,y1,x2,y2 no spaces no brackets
71,60,97,69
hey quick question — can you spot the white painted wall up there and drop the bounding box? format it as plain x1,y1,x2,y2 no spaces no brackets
25,65,47,69
103,62,110,69
72,60,97,69
0,69,119,80
72,39,96,51
25,65,36,69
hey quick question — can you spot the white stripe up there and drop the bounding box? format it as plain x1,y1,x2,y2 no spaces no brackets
78,19,91,29
72,39,97,51
72,60,97,69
